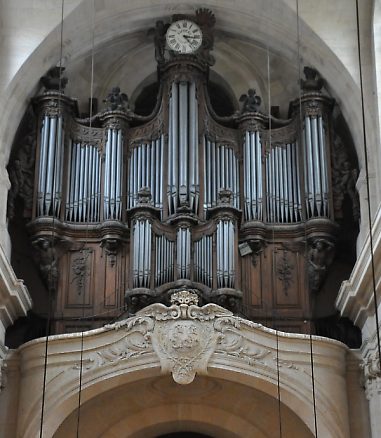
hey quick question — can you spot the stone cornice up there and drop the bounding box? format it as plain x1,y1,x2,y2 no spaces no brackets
0,244,32,329
336,204,381,328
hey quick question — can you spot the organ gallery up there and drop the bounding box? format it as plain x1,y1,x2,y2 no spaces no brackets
7,8,360,341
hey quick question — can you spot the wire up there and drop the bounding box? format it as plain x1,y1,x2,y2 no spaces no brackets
76,1,96,436
39,2,65,437
296,0,318,435
355,0,381,371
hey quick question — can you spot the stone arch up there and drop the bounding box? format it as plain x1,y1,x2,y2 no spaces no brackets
18,322,348,438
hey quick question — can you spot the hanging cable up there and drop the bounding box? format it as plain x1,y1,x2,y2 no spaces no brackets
76,1,96,436
265,41,283,438
355,0,381,370
39,2,65,437
295,0,318,435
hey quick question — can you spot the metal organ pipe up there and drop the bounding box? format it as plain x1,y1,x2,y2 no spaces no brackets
203,140,240,210
265,142,302,223
132,219,152,288
167,81,199,215
318,116,329,216
303,114,329,218
66,141,101,222
243,131,262,221
37,115,65,217
215,220,235,289
103,127,123,220
128,137,163,212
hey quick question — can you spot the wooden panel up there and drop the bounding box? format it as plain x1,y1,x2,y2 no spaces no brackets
65,248,94,307
103,252,118,308
273,248,301,308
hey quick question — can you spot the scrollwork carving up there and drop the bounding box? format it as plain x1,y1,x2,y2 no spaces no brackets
76,316,154,370
70,122,104,149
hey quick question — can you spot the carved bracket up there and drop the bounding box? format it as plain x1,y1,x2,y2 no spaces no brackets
307,237,335,293
31,236,61,293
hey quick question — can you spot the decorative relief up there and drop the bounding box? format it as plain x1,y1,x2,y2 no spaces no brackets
331,134,360,222
261,119,298,147
71,249,92,296
361,350,381,399
129,117,164,145
204,117,238,148
75,317,154,370
303,100,323,118
277,251,293,296
70,122,104,148
7,129,36,219
70,294,322,388
214,317,271,366
361,351,381,381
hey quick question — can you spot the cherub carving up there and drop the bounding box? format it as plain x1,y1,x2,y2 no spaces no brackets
239,89,262,113
103,87,129,111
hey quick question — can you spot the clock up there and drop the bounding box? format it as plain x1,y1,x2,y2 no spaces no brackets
166,20,203,54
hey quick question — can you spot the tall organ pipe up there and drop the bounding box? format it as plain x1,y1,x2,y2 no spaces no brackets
104,128,123,220
303,114,329,218
37,115,65,217
204,139,240,210
243,131,262,220
167,81,199,214
66,142,101,222
128,137,163,211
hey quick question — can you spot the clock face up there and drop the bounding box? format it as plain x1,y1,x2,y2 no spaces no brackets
166,20,203,54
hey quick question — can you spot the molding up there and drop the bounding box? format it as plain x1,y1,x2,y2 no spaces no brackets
336,204,381,328
16,300,350,438
0,244,32,330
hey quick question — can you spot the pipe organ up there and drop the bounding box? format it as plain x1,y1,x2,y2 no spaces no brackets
21,10,359,335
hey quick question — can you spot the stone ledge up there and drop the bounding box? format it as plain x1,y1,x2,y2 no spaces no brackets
0,244,32,331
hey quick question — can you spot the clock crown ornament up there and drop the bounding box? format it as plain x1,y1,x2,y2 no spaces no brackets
148,8,216,66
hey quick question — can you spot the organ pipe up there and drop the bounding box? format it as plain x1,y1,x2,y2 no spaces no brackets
243,130,263,220
37,115,65,217
132,219,152,288
65,141,101,222
128,137,164,211
104,128,123,220
176,227,191,279
303,115,329,218
167,81,199,214
216,219,235,288
203,139,240,209
265,142,301,223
